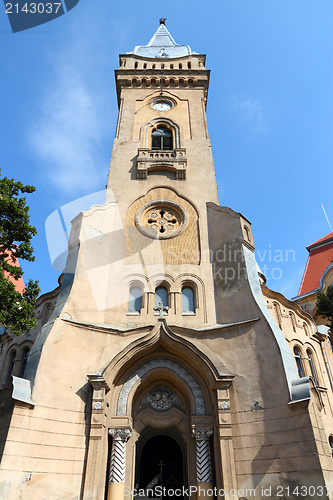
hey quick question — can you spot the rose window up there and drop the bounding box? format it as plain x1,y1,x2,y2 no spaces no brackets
136,200,187,239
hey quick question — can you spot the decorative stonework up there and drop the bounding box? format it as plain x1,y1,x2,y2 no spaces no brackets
140,385,184,411
220,401,229,410
117,358,205,416
192,428,213,440
136,200,187,239
108,428,131,483
192,428,213,483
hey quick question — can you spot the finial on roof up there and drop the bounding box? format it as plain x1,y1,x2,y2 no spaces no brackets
133,21,193,59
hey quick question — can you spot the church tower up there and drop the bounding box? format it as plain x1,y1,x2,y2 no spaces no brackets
1,21,333,500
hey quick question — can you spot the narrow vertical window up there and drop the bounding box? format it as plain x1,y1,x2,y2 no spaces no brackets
289,312,297,333
128,286,142,313
307,350,318,385
182,286,195,314
19,349,30,378
6,351,16,381
151,126,173,151
293,347,305,378
329,436,333,457
273,302,282,329
155,286,168,308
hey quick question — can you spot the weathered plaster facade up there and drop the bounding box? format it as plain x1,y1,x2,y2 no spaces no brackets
1,21,333,500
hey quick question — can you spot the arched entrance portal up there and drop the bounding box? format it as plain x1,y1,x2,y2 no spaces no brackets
136,433,186,496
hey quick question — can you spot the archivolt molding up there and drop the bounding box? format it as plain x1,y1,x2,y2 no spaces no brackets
116,358,205,416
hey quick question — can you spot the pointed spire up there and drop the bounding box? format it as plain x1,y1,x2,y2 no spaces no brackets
132,20,193,59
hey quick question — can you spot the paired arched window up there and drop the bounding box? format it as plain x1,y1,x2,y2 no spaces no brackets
128,286,142,313
293,347,305,378
307,349,318,386
19,349,30,378
182,286,195,314
151,125,173,151
6,350,16,382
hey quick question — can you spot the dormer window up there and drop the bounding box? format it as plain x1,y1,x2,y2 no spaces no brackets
151,125,173,150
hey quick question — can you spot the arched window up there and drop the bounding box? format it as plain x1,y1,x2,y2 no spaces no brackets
19,349,30,378
293,347,305,378
6,350,16,381
128,286,142,313
155,286,168,308
329,436,333,457
151,125,173,151
182,286,195,314
307,349,318,385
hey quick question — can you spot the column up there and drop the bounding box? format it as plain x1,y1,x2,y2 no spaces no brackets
192,428,214,499
107,428,131,500
83,374,110,500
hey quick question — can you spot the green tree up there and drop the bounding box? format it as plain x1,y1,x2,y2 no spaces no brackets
0,171,40,335
316,285,333,331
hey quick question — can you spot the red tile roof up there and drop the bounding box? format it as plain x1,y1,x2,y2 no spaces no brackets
2,253,25,294
307,231,333,249
298,232,333,296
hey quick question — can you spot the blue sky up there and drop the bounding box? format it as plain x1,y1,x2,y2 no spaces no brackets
1,0,332,300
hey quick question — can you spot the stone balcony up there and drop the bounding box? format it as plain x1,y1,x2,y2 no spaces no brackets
136,148,187,180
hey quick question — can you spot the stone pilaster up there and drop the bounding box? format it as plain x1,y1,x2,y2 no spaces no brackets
83,373,110,500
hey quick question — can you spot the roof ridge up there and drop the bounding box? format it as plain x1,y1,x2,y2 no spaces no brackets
307,231,333,250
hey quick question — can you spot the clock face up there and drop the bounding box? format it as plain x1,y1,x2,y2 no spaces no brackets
151,101,173,112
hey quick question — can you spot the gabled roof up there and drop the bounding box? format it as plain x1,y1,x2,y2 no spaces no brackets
132,21,193,59
298,231,333,296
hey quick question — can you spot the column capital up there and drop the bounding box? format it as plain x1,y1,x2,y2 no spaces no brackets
109,428,131,441
192,428,213,440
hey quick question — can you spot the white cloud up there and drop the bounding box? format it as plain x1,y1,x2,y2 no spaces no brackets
230,96,266,132
29,61,105,194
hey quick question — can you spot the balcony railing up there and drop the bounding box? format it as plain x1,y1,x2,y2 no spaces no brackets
136,148,187,180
